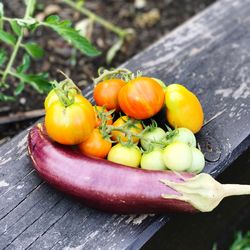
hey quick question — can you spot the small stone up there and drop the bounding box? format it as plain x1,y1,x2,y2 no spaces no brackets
19,97,26,105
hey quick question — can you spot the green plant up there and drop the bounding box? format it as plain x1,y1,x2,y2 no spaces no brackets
62,0,134,64
213,231,250,250
0,0,100,101
230,231,250,250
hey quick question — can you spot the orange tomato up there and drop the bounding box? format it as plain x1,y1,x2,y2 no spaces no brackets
165,84,204,133
111,116,143,143
94,106,113,127
118,77,165,119
78,128,112,158
93,79,126,110
45,100,95,145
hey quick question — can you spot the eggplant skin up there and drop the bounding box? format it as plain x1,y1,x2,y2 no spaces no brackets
28,124,198,214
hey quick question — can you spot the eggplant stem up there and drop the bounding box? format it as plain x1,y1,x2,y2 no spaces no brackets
222,184,250,197
161,173,250,212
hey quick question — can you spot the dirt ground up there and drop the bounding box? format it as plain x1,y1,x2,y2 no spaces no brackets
0,0,215,143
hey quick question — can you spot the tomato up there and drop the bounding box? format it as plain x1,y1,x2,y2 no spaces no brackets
152,78,167,90
170,128,196,147
107,143,141,168
45,100,95,145
78,128,112,158
162,142,192,171
140,149,166,170
165,84,204,133
188,147,205,173
45,89,92,111
140,127,166,150
118,77,165,119
93,79,126,110
111,116,143,143
94,106,113,127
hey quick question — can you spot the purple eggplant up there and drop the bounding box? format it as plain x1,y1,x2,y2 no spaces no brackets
28,124,250,214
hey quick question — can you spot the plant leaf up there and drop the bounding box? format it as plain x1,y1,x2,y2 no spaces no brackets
23,42,44,59
0,48,7,66
9,20,22,36
15,72,52,93
14,81,25,96
106,38,124,64
0,30,16,45
16,54,31,73
0,93,15,101
44,15,101,57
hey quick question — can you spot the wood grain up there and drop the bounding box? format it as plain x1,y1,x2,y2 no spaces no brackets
0,0,250,249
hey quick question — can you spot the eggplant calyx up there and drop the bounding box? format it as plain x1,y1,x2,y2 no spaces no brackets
161,173,250,212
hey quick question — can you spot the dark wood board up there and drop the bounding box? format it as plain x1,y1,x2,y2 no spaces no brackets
0,0,250,249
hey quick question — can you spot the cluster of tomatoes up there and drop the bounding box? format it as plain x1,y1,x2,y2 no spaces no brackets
44,68,205,173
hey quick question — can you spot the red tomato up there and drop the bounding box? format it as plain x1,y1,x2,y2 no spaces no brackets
93,79,126,110
94,106,113,127
78,128,112,158
118,77,165,119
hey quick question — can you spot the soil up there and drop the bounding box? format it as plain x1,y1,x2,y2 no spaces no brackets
0,0,215,143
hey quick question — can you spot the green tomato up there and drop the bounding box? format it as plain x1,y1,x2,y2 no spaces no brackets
107,143,141,168
140,149,166,170
188,147,205,173
162,142,192,171
141,127,166,150
171,127,196,147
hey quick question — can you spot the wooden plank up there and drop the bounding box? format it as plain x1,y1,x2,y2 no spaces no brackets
0,0,250,249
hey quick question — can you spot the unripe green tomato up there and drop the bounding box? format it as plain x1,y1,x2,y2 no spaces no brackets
141,127,166,150
107,143,141,168
140,149,166,170
188,147,205,173
171,127,196,147
162,142,192,171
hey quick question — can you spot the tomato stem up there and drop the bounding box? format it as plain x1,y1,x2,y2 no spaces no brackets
93,68,132,85
62,0,133,39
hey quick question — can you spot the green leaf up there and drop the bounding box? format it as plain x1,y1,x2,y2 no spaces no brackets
23,42,44,59
230,231,250,250
106,38,124,64
17,54,30,73
14,81,25,96
0,30,16,45
0,93,15,101
44,15,101,57
10,20,22,36
0,48,7,66
15,72,52,93
0,3,4,17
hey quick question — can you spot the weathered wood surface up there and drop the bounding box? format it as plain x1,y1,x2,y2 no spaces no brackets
0,0,250,249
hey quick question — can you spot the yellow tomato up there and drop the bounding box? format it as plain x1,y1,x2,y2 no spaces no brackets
165,84,204,133
111,116,143,143
45,100,95,145
44,89,92,111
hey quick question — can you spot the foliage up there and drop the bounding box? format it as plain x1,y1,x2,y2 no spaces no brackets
230,231,250,250
0,0,100,101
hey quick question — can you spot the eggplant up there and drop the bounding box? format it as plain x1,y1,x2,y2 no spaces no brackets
28,124,250,214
